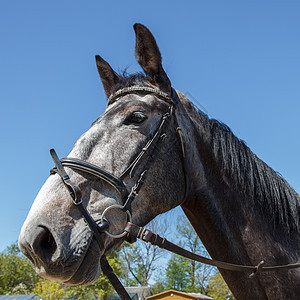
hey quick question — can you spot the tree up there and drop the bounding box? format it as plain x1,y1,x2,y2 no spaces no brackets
0,242,39,294
121,216,169,286
150,282,165,295
165,254,189,291
177,215,216,293
164,215,215,294
207,273,234,300
32,278,64,300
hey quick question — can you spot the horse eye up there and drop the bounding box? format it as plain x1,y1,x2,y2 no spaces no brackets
125,112,147,125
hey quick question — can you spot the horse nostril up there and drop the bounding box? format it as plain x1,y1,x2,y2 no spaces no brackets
40,228,57,254
32,226,57,263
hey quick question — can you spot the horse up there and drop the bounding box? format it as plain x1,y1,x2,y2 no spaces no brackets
18,23,300,299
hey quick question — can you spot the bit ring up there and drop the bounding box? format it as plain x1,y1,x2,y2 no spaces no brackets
100,204,132,238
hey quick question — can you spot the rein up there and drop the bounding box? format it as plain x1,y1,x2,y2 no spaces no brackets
124,223,300,279
50,86,300,300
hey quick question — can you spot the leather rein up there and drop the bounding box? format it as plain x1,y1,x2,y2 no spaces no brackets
50,87,300,300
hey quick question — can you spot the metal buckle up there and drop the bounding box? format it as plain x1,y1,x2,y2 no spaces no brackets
139,228,151,242
160,133,167,141
129,188,138,198
162,112,170,119
73,198,83,206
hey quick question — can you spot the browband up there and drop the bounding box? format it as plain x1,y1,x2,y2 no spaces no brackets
107,86,177,106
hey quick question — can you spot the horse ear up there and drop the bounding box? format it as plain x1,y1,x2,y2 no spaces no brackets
95,55,122,97
134,23,171,93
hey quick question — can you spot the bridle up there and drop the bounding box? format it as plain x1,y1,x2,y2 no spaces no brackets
50,86,186,299
50,87,186,239
50,86,300,300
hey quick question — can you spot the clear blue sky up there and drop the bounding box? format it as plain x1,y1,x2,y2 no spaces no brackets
1,1,299,251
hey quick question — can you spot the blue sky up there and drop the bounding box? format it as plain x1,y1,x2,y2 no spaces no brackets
0,1,299,251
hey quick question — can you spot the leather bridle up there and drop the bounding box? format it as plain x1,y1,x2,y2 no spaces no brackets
50,86,300,300
50,87,186,299
50,87,185,238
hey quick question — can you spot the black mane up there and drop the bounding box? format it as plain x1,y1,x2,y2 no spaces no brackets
198,109,300,233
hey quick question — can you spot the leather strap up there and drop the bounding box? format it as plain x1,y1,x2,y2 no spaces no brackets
120,105,174,179
125,222,300,278
100,255,131,300
59,157,129,202
50,149,82,204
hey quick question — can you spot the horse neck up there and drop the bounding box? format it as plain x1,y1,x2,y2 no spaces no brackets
177,92,300,299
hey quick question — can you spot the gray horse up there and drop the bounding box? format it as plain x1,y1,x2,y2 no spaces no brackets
18,24,300,299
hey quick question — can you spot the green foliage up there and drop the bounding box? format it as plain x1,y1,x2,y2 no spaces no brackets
64,284,99,300
150,282,165,295
164,215,215,294
207,273,234,300
32,278,65,300
165,254,189,291
122,242,155,286
0,242,39,294
0,241,124,300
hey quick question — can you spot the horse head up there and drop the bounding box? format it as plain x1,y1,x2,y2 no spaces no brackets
18,24,187,285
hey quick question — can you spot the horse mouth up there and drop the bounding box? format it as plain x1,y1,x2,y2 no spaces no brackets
62,237,103,286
